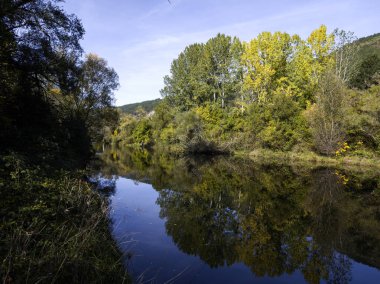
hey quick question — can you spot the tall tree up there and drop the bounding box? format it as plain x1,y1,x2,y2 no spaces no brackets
161,43,205,110
306,25,335,81
241,31,293,102
203,34,241,108
333,29,359,84
74,53,119,141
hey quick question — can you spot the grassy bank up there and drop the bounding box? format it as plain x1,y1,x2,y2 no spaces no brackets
0,155,129,283
245,149,380,171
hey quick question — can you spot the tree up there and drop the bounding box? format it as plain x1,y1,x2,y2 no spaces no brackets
202,34,242,108
73,54,119,142
241,31,293,102
305,71,346,155
161,34,243,110
345,84,380,149
306,25,335,77
287,35,316,105
161,43,205,110
333,29,359,84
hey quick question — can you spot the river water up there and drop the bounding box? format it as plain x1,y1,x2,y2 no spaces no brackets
96,149,380,283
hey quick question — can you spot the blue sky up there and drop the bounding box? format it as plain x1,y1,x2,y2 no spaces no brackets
63,0,380,106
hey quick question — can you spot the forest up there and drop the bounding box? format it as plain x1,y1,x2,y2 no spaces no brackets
113,27,380,162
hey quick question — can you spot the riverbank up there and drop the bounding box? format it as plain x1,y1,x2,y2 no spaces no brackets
242,148,380,171
0,155,129,283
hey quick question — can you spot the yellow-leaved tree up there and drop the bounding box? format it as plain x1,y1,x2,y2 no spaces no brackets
306,25,335,82
242,25,335,105
241,31,294,102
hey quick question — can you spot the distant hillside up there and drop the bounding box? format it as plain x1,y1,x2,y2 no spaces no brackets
356,33,380,58
350,33,380,88
118,99,161,115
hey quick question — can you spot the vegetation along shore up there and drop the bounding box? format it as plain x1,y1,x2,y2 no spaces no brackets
112,29,380,166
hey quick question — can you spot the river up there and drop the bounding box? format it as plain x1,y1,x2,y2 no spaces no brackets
95,148,380,283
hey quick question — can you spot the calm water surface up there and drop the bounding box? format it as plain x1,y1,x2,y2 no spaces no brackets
97,149,380,283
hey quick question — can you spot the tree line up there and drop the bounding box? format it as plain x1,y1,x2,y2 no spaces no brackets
112,26,380,157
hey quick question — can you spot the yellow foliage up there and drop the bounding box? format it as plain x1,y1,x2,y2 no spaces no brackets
241,31,292,102
335,142,351,156
241,25,335,104
307,25,335,79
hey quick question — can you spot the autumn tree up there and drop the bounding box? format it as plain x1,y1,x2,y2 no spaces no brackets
306,71,346,155
241,31,294,102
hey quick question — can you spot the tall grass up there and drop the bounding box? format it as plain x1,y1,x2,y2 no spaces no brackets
0,155,129,283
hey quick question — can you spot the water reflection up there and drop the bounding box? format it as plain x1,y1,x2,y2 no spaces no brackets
100,148,380,283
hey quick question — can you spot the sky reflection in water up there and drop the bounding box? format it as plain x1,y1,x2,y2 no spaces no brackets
98,150,380,283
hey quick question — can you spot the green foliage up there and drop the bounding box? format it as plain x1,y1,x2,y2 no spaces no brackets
161,43,206,110
172,111,219,154
355,33,380,59
131,118,152,145
246,91,308,151
161,34,243,110
349,33,380,89
74,54,119,143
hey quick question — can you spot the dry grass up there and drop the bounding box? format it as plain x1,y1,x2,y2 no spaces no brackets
247,149,380,172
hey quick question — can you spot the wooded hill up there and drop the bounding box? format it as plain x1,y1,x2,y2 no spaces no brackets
118,99,161,115
356,33,380,58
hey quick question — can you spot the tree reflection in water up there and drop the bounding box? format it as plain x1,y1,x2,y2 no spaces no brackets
99,148,380,283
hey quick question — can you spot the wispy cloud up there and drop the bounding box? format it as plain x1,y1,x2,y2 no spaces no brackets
63,0,380,105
